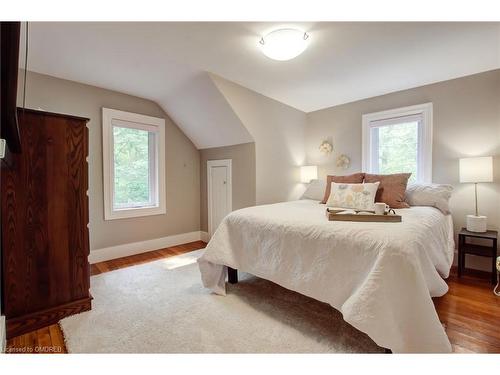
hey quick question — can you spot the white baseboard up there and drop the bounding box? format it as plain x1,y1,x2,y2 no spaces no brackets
200,231,210,243
0,315,5,353
89,231,207,264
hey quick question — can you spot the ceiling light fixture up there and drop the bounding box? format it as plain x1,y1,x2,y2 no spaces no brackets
259,28,309,61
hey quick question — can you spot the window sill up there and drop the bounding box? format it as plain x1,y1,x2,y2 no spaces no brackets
104,206,166,220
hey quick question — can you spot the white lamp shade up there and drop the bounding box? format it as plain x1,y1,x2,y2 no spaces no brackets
459,156,493,183
300,165,318,183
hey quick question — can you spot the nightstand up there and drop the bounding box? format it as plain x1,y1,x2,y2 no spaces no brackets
458,228,498,284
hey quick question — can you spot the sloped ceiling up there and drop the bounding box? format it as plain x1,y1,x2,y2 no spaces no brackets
19,22,254,149
160,71,252,149
20,22,500,149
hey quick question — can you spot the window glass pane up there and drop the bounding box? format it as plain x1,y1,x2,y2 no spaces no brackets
113,126,153,209
373,121,419,182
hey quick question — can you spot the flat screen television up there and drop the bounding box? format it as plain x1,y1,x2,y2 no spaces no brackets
1,21,22,155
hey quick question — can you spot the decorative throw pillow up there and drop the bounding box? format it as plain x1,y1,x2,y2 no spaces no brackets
364,173,411,208
326,182,380,211
301,179,327,201
405,183,453,214
321,173,365,204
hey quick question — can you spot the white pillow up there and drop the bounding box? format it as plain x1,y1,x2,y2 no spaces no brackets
301,179,326,201
405,183,453,214
326,182,380,210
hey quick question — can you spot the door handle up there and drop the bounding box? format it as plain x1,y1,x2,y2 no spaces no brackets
0,139,6,159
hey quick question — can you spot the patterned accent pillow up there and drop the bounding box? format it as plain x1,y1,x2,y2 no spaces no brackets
326,182,380,210
321,173,365,204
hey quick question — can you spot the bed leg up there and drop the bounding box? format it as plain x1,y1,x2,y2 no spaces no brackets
384,348,392,354
228,267,238,284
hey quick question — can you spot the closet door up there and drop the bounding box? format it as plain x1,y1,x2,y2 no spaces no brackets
207,159,232,238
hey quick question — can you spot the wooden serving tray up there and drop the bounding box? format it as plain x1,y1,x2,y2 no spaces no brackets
326,208,402,222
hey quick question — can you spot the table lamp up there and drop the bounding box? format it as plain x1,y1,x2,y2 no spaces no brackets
300,165,318,183
459,156,493,232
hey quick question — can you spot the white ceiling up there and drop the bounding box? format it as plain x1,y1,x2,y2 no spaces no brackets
20,22,500,147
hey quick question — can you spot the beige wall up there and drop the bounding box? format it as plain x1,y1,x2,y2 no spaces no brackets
306,69,500,243
17,68,499,266
18,70,201,250
200,142,256,232
212,75,307,205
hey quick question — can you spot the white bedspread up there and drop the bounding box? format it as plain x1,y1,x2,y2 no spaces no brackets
198,200,455,353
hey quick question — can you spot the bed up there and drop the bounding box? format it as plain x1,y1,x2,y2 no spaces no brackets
197,199,455,353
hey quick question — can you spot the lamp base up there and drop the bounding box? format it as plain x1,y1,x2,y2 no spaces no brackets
466,215,488,233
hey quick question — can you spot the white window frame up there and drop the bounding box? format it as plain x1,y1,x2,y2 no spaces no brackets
102,108,166,220
362,103,433,183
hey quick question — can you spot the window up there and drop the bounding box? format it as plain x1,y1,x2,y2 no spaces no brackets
362,103,433,183
103,108,166,220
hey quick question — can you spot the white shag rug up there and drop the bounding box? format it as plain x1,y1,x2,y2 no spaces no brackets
60,250,383,353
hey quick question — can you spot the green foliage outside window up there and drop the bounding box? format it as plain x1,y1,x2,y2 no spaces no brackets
113,126,151,208
376,121,418,182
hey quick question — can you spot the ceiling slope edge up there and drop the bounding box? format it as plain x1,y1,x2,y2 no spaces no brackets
157,71,254,150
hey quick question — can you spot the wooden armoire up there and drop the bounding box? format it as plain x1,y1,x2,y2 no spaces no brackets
1,108,91,338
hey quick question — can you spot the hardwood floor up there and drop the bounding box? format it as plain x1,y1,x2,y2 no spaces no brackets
5,242,500,353
434,268,500,353
89,240,206,276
